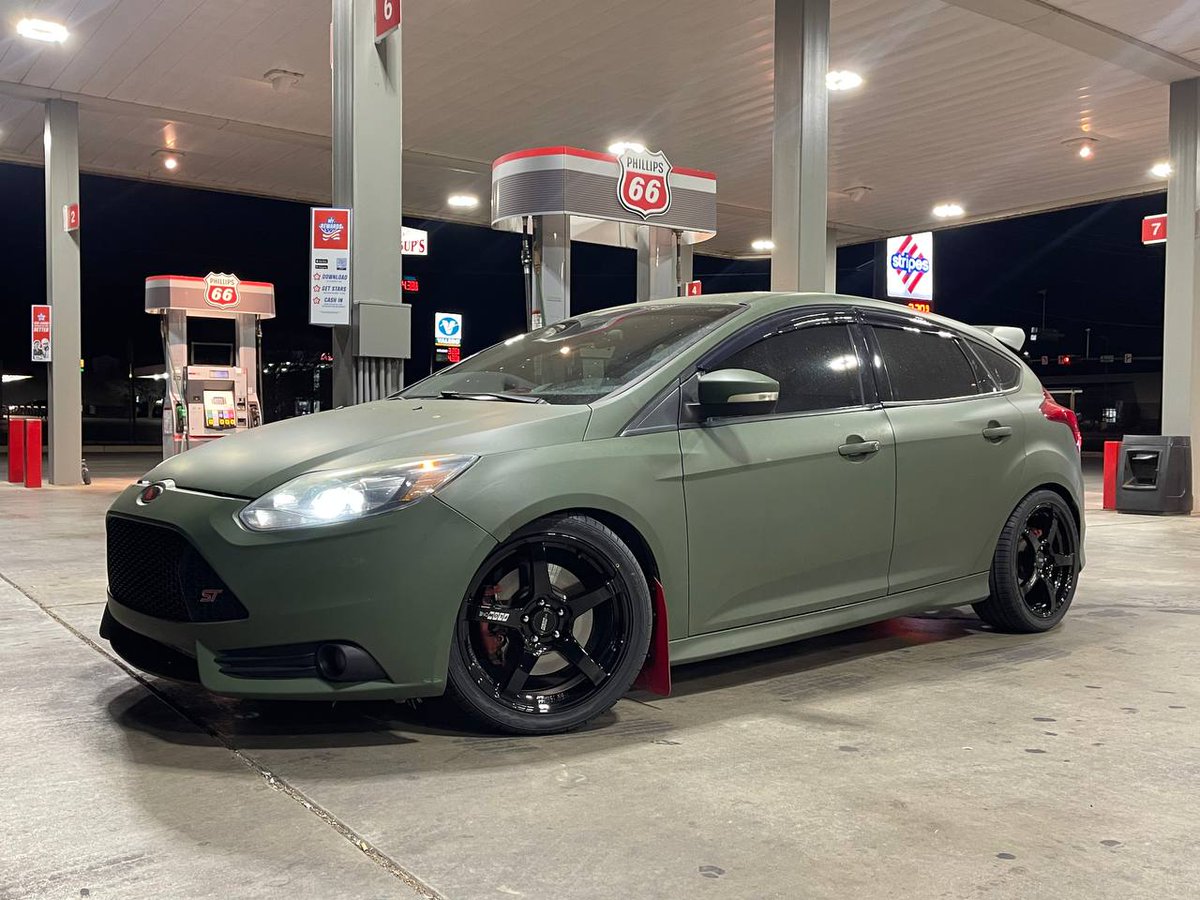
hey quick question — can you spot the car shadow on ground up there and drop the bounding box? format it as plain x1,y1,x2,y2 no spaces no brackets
104,607,996,765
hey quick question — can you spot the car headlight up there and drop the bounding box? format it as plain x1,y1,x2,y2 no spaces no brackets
238,455,478,531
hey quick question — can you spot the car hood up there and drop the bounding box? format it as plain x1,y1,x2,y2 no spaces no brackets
145,398,592,498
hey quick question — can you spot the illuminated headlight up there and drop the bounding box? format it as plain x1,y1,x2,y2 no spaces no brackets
238,455,478,531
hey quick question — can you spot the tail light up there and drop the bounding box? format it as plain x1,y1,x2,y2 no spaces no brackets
1040,389,1081,452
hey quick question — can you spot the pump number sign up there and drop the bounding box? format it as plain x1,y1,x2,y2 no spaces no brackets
617,148,672,219
886,232,934,304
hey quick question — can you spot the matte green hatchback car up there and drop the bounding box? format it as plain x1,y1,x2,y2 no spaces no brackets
103,293,1084,734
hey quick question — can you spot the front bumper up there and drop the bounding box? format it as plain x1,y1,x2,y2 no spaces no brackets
103,482,496,700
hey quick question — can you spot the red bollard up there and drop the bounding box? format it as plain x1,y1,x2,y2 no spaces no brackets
7,416,25,484
24,418,42,489
1102,439,1120,510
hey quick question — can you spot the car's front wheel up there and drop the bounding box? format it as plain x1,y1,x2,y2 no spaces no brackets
974,489,1080,633
445,514,652,734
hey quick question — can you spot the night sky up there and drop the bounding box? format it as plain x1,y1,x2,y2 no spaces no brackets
2,161,1167,385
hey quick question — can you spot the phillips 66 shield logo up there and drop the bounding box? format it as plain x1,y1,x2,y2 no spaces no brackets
617,148,672,219
203,272,241,308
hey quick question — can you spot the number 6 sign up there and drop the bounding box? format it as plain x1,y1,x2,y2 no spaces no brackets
617,148,673,219
375,0,401,42
203,272,242,309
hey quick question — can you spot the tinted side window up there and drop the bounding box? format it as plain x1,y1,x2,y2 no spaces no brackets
970,342,1023,391
874,326,982,401
718,324,864,413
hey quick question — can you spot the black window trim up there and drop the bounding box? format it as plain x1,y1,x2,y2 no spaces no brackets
960,337,1026,396
859,309,993,406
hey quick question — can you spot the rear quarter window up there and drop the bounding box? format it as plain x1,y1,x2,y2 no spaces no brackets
873,325,983,401
969,342,1024,391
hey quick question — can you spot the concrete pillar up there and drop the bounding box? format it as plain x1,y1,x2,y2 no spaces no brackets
44,99,82,485
771,0,830,292
679,241,694,291
331,0,405,405
636,227,678,301
1162,77,1200,509
534,215,570,326
825,227,837,292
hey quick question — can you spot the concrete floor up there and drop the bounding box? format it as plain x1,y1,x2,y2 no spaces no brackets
1,454,1197,899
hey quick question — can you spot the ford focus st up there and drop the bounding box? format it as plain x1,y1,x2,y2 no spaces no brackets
102,293,1085,734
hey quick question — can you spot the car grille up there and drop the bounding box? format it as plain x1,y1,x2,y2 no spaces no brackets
106,515,248,623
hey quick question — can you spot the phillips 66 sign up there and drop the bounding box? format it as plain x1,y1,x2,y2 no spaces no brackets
617,148,672,219
203,272,241,309
885,232,934,304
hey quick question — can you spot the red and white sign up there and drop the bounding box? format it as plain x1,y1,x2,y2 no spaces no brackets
617,148,672,219
1141,213,1167,245
62,203,80,233
375,0,400,42
31,305,51,362
401,226,428,256
310,208,352,326
685,280,702,296
885,232,934,303
203,272,241,308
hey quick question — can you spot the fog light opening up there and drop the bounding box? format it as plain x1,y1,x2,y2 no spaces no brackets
316,643,349,680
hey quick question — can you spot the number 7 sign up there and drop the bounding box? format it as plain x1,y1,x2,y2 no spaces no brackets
375,0,400,42
1141,214,1167,245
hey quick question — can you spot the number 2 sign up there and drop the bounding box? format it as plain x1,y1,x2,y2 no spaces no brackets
375,0,400,42
617,148,673,219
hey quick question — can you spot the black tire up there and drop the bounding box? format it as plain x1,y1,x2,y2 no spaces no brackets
446,514,652,734
973,489,1080,633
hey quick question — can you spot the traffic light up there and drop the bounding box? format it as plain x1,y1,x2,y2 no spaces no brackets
1058,355,1072,366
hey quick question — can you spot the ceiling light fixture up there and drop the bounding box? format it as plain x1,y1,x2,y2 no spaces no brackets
751,238,775,253
932,202,964,219
1065,136,1099,160
263,68,304,93
447,194,479,209
607,140,647,155
1150,161,1173,179
153,149,183,172
17,18,69,43
826,70,863,91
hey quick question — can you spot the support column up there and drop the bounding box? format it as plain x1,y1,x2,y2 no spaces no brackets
1162,77,1200,509
44,99,82,485
678,240,694,290
533,215,570,326
825,227,837,292
771,0,830,293
636,227,678,301
331,0,406,406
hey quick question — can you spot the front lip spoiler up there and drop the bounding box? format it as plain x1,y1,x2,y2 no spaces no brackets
100,606,200,683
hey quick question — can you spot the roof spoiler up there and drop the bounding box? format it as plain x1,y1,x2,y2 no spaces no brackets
977,326,1026,352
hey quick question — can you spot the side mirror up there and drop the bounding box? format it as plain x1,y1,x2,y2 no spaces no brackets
695,368,780,419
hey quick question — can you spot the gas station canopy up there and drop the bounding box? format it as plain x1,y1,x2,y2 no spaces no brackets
2,0,1199,256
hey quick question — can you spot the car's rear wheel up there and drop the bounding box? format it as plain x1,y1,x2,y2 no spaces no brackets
973,489,1080,633
445,514,652,734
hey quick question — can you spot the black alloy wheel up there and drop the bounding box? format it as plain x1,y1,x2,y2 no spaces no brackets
974,489,1081,634
446,515,652,734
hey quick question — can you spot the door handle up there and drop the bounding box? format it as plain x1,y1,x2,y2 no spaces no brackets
838,439,881,458
982,423,1013,441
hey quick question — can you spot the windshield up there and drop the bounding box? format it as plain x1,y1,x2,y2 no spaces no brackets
401,303,738,405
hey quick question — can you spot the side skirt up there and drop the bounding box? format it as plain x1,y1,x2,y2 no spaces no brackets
667,573,990,667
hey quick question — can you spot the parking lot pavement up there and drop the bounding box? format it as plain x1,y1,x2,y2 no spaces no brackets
1,454,1197,899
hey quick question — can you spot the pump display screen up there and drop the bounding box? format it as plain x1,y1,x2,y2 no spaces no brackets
202,390,238,430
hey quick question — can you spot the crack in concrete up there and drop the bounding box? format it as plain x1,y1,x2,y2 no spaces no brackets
0,568,445,900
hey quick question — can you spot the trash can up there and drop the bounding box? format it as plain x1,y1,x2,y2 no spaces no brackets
1115,435,1192,515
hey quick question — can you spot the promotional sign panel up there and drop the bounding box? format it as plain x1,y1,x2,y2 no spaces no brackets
63,203,80,233
616,148,673,219
1141,214,1167,245
886,232,934,303
434,312,463,347
310,208,352,326
402,226,428,256
31,305,51,362
375,0,400,42
203,272,241,309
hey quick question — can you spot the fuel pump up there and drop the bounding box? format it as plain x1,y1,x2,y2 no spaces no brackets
145,273,275,458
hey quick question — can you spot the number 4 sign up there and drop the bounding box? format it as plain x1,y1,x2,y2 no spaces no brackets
375,0,400,41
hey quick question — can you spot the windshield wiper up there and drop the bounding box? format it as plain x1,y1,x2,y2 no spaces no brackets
438,391,547,404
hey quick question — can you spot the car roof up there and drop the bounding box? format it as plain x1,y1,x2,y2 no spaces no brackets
637,291,1017,354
